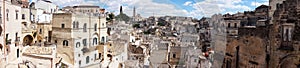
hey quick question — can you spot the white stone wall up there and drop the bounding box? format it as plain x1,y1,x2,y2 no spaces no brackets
53,13,107,67
0,1,24,68
35,0,58,13
99,17,108,43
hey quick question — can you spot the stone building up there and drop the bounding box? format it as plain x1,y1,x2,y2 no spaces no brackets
51,13,107,68
269,0,300,68
221,4,270,68
0,1,23,68
62,5,105,14
168,46,188,67
21,7,36,46
269,0,286,24
224,26,269,68
225,20,240,37
33,0,58,14
31,0,59,43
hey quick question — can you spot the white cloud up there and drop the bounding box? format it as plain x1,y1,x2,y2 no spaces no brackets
183,1,193,6
251,2,269,6
32,0,95,7
189,0,251,18
41,0,253,19
99,0,188,17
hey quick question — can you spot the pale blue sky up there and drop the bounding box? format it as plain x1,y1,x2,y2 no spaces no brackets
30,0,269,19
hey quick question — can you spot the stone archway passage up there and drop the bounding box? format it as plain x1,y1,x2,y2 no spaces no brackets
23,35,34,46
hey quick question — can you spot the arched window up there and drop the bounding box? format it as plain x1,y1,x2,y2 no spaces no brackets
82,39,87,46
94,24,97,31
76,42,80,48
93,38,97,45
86,56,90,64
101,37,105,43
63,40,68,46
83,23,87,32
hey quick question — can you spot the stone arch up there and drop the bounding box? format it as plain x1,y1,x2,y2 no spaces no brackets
92,33,99,45
76,42,80,48
93,37,98,45
279,54,300,68
63,40,68,46
23,35,34,46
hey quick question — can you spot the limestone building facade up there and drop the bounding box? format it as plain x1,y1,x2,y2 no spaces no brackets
52,13,107,68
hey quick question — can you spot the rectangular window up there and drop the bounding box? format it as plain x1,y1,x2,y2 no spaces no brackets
283,27,292,42
15,32,18,41
288,28,292,41
33,15,35,21
6,34,9,45
94,54,97,60
83,23,87,32
234,23,237,28
16,12,18,20
173,53,176,58
73,21,76,28
79,60,81,66
39,29,42,34
6,9,9,21
6,13,9,21
61,24,65,28
86,56,89,64
228,23,230,28
17,49,19,58
94,24,97,31
284,29,288,41
22,14,25,19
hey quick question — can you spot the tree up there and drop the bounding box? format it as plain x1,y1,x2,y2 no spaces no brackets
106,13,115,22
133,24,140,28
